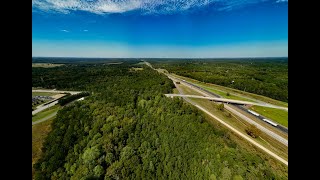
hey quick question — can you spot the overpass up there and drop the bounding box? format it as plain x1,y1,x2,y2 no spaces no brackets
165,94,288,111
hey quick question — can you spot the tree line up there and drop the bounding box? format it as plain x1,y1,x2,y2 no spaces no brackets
149,59,288,102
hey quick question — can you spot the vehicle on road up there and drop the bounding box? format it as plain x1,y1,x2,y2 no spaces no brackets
262,118,278,127
248,110,260,116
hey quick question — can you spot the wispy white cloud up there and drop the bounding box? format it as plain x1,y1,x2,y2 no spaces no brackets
32,0,278,15
276,0,288,3
61,29,69,32
83,29,88,32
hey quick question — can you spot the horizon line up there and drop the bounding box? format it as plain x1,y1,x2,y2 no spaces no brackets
32,56,288,59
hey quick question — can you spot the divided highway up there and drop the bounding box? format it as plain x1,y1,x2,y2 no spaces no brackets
167,75,288,133
165,94,288,111
144,61,288,164
167,75,288,146
195,104,288,165
170,77,288,165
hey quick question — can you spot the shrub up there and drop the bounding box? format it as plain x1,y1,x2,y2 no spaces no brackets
245,124,261,138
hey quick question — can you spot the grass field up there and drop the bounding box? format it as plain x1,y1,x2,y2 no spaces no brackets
196,83,256,102
172,88,179,94
32,92,58,97
250,106,288,127
171,73,288,107
130,67,144,71
32,105,60,122
32,63,64,68
32,118,53,178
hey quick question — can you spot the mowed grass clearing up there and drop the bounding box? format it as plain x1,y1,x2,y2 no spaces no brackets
32,105,60,122
32,118,53,178
196,84,256,102
32,63,64,68
172,88,179,94
32,92,59,97
250,105,288,127
130,67,144,71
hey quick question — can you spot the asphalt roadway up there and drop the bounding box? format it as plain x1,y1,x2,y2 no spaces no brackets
171,80,288,166
165,94,288,111
32,89,81,115
32,111,57,125
168,75,288,147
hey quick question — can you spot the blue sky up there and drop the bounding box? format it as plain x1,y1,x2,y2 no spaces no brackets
32,0,288,58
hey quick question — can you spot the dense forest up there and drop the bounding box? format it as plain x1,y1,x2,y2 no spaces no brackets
149,58,288,102
33,60,287,179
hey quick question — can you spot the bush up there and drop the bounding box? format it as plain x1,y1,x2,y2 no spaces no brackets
217,103,224,111
245,124,261,138
224,112,232,118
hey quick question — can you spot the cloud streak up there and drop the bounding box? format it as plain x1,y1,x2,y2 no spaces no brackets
276,0,288,3
61,29,69,32
32,0,285,15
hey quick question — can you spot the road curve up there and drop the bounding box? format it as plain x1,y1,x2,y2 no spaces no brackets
32,111,57,125
32,101,59,115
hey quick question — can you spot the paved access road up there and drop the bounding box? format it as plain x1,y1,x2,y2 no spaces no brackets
32,111,57,125
32,89,80,95
32,101,59,115
32,89,81,115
